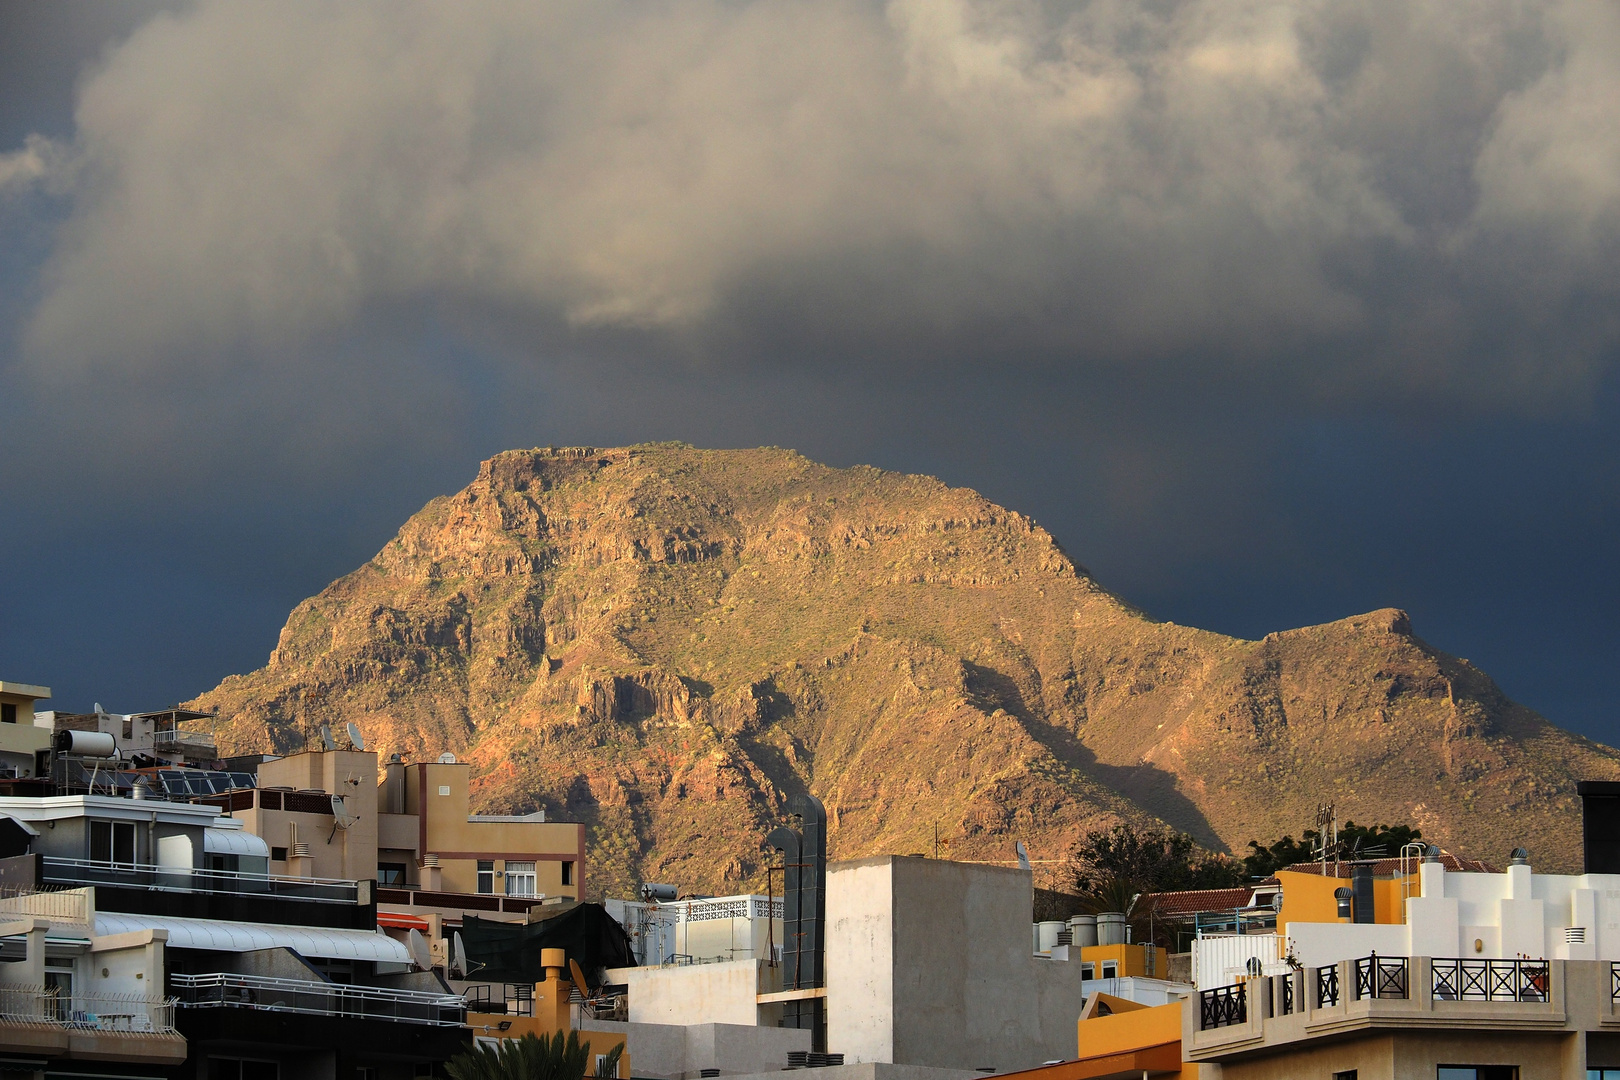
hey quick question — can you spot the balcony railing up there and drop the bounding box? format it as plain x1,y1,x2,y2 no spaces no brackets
171,973,465,1028
0,885,90,924
0,984,177,1034
1431,957,1548,1002
1316,963,1340,1007
466,983,535,1017
1355,954,1409,1000
1199,983,1247,1030
1279,971,1296,1015
42,857,359,904
152,729,217,756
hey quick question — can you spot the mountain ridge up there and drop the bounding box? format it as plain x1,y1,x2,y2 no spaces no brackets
190,444,1619,895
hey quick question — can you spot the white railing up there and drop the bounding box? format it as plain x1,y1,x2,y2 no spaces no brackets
171,972,466,1028
42,857,360,904
679,897,784,922
0,984,177,1034
0,886,91,924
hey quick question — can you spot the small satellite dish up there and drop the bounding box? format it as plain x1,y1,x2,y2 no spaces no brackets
319,725,337,752
331,795,357,829
1015,841,1031,872
407,928,433,971
569,957,591,996
1246,956,1264,976
346,722,366,751
438,752,457,764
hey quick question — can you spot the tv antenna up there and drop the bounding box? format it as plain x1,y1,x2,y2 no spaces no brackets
1313,803,1339,868
345,722,366,751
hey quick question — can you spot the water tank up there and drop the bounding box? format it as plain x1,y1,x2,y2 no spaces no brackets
53,730,116,757
1097,912,1128,946
1036,920,1065,952
1068,914,1098,948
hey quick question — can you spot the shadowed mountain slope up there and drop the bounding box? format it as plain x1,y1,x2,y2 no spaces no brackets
190,445,1619,895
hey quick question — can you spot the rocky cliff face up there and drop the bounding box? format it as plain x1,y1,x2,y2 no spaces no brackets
190,445,1620,896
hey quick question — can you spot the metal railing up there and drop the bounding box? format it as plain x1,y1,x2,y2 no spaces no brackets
0,984,177,1034
1316,964,1340,1007
1431,958,1549,1002
171,973,465,1027
1199,983,1247,1030
465,983,534,1017
1355,954,1409,1000
1611,962,1620,1003
42,857,359,904
0,885,91,924
1279,972,1296,1015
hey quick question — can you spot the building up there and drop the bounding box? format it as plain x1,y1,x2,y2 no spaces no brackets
0,682,54,780
0,791,470,1078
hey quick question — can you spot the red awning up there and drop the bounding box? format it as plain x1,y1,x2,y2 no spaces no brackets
378,912,431,931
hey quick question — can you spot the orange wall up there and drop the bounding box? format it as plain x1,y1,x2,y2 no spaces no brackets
1075,1000,1194,1080
1276,868,1415,927
1077,942,1160,978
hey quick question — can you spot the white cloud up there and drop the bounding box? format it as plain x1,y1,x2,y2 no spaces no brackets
10,0,1620,402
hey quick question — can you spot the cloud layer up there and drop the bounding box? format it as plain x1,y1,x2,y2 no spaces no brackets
5,0,1620,402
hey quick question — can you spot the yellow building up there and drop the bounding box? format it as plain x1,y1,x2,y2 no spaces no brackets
1275,866,1414,927
998,995,1195,1080
467,947,630,1078
1078,942,1164,980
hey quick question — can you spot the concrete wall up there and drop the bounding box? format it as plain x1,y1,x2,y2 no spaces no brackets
828,856,1091,1073
589,1019,812,1079
606,960,766,1027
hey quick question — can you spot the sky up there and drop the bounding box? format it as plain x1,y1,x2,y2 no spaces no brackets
0,0,1617,745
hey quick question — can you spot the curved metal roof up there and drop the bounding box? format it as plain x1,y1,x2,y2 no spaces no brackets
94,912,410,963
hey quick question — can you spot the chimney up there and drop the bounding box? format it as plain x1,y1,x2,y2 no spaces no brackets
1351,864,1375,924
1578,782,1620,874
383,753,405,815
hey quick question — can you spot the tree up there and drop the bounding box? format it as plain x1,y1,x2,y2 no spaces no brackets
447,1030,624,1080
1069,825,1244,900
1243,821,1423,878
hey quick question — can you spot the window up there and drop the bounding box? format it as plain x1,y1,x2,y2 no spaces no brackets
44,967,72,1021
506,861,537,897
1080,963,1094,981
90,820,136,866
561,860,574,886
438,785,452,796
1,703,15,724
595,1054,614,1078
207,1058,279,1080
1333,1072,1357,1080
358,1068,379,1080
478,860,495,894
378,862,408,886
1101,961,1118,979
1439,1069,1518,1080
270,846,288,862
1590,1072,1620,1079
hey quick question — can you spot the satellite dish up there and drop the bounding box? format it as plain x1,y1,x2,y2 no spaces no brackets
319,725,337,752
407,928,433,971
1015,840,1031,872
451,932,481,978
331,795,357,829
346,722,366,751
569,957,591,996
438,752,457,764
1246,956,1264,976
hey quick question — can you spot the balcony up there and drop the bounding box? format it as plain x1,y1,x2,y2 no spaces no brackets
171,972,466,1028
42,856,360,904
152,727,217,759
1189,955,1576,1062
0,984,185,1065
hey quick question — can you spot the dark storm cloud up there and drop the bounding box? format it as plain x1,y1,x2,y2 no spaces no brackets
4,0,1617,405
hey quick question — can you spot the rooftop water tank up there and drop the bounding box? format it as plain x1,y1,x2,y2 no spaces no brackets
1068,914,1098,948
1097,912,1128,946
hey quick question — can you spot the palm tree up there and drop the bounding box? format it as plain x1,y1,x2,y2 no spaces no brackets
447,1029,624,1080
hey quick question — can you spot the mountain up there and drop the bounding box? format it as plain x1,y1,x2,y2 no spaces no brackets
189,445,1620,896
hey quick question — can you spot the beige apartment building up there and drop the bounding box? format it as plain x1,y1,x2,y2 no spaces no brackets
0,680,52,779
225,748,583,900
